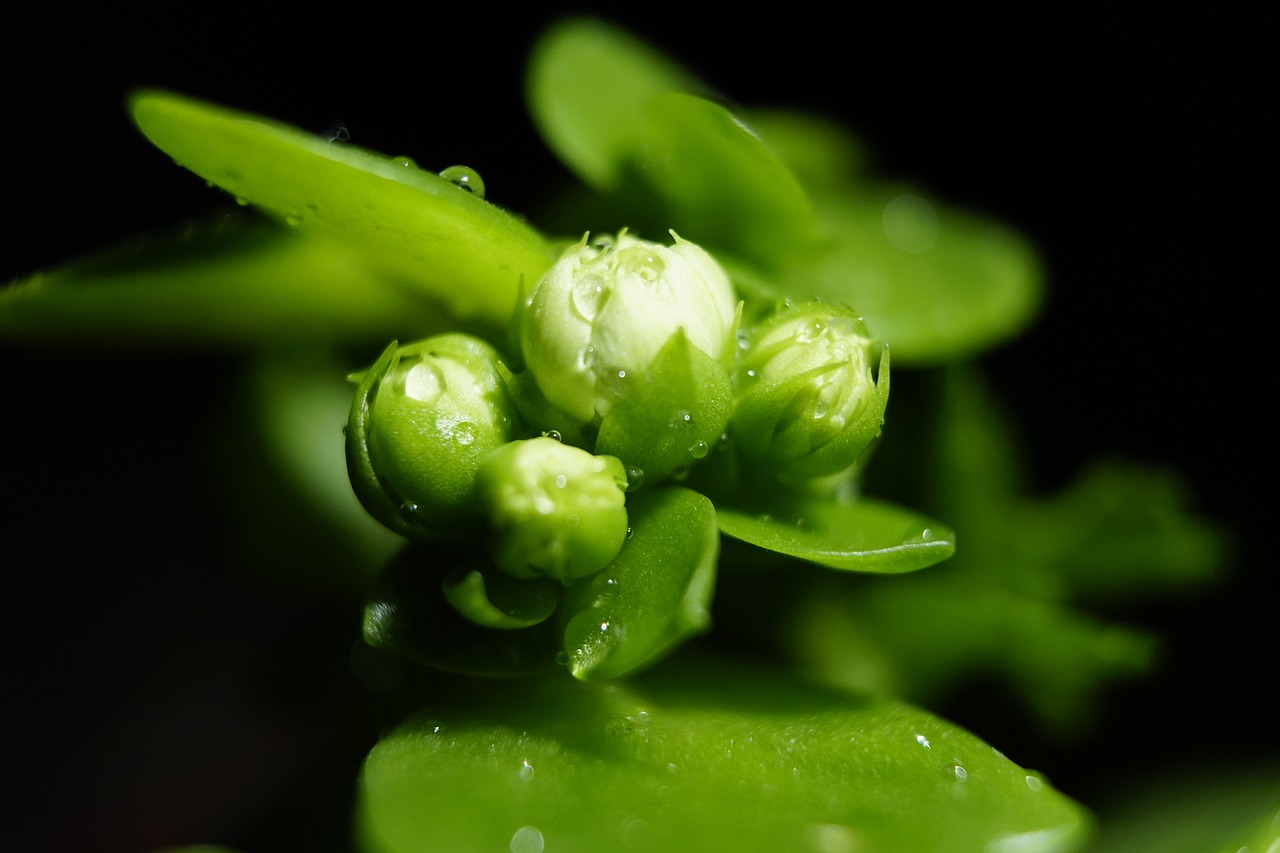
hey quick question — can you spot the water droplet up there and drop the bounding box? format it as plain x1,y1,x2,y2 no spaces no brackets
605,717,631,737
424,719,443,734
915,734,931,749
757,513,773,523
669,410,693,429
234,196,250,207
795,517,809,530
953,764,968,781
570,273,608,321
324,121,350,143
566,513,580,527
625,468,645,491
599,621,610,632
1025,774,1043,791
454,422,476,446
542,430,562,442
614,245,666,283
590,233,615,252
439,165,485,199
736,331,751,351
554,650,569,666
625,526,634,539
403,360,445,404
533,494,555,515
391,155,418,169
689,440,709,459
555,474,568,488
509,825,544,853
399,502,420,523
795,319,825,343
518,760,535,782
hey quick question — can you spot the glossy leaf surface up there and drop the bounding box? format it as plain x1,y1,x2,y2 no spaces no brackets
130,90,553,324
0,218,443,348
357,655,1089,852
716,496,955,574
560,488,718,680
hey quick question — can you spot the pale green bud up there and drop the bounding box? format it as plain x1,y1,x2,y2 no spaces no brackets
733,303,889,479
347,334,520,538
520,231,738,425
477,437,629,582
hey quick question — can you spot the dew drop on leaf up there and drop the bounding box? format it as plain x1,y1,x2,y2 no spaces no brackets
438,165,486,199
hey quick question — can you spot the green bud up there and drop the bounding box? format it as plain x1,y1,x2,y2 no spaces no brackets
733,304,889,479
476,437,629,582
347,334,520,538
520,230,738,426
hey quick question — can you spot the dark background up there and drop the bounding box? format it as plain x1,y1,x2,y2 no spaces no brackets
4,5,1267,851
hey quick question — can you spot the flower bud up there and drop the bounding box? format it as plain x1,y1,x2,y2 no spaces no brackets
733,303,889,479
347,334,520,538
520,231,738,426
476,437,629,582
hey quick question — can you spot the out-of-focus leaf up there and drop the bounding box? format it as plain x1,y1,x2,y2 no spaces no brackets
560,488,718,680
716,496,954,574
527,20,818,268
357,655,1090,853
130,90,553,325
1,218,444,348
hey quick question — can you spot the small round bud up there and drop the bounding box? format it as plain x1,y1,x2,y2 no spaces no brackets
733,303,888,478
347,334,520,538
520,231,738,425
476,437,629,582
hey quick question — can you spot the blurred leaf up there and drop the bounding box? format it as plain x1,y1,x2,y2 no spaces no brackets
1,217,444,348
357,655,1090,853
717,496,954,574
561,488,718,680
130,90,553,325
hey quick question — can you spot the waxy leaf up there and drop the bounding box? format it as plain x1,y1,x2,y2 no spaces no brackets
528,20,819,268
357,655,1090,852
130,90,553,325
716,496,954,574
560,488,718,680
0,218,444,348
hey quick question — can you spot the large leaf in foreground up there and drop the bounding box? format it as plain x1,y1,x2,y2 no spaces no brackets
130,90,553,324
717,496,955,573
357,655,1089,852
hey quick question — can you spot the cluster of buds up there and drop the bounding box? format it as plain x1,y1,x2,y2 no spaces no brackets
346,230,888,675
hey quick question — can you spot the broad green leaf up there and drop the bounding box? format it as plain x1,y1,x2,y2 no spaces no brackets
130,90,554,325
527,20,818,268
560,488,718,680
0,218,444,348
527,17,700,189
356,655,1091,853
363,544,559,678
716,496,955,574
595,331,732,484
786,189,1043,364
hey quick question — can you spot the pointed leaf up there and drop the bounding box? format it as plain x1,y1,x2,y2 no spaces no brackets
130,90,553,324
717,496,954,573
560,487,718,680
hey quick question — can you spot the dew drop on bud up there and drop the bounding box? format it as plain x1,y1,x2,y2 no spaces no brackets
453,422,477,446
438,165,486,199
689,440,709,459
542,430,562,442
570,274,608,321
403,360,445,405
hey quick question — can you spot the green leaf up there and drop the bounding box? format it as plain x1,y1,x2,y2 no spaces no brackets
787,189,1043,365
527,19,818,268
356,654,1091,852
560,488,718,680
0,218,445,348
130,90,553,325
716,495,955,574
595,330,733,484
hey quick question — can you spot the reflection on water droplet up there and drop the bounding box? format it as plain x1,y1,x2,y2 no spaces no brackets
399,501,420,523
915,734,931,749
555,474,568,488
625,526,634,539
614,245,666,283
625,468,645,491
1025,774,1042,791
795,319,825,343
391,155,418,169
921,528,932,540
953,764,968,781
403,360,445,404
439,165,486,198
518,760,535,782
454,422,476,446
689,440,709,459
542,430,562,442
571,274,608,321
509,825,544,853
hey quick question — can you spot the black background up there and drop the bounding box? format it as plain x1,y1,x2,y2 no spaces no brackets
4,5,1268,851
